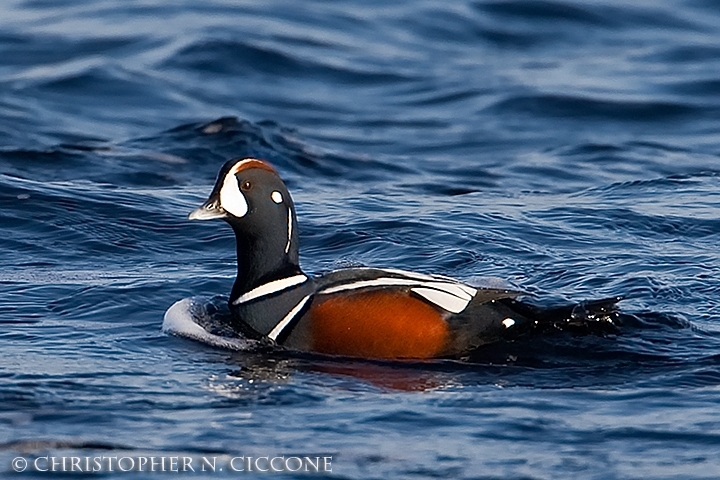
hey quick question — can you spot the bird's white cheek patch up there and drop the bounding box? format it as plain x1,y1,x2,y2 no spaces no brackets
271,191,283,204
220,174,248,217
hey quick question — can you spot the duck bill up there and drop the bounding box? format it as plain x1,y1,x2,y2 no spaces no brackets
189,197,227,221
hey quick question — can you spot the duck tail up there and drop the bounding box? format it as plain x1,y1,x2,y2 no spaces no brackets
501,296,623,336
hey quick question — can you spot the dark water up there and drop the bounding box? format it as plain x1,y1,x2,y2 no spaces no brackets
2,0,720,478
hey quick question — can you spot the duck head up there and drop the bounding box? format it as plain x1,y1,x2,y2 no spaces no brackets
190,158,302,296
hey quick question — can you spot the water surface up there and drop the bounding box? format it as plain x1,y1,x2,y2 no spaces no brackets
2,0,720,478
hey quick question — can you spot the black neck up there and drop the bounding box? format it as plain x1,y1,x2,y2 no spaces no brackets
229,225,302,300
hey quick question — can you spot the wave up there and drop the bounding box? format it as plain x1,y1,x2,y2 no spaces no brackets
490,93,706,122
164,39,411,85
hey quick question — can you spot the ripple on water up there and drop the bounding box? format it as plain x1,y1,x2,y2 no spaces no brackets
2,0,720,478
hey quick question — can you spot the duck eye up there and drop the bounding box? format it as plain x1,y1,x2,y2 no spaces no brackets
240,180,252,191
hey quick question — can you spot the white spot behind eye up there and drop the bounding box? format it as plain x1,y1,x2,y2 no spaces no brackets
502,318,516,328
220,174,248,217
271,191,283,204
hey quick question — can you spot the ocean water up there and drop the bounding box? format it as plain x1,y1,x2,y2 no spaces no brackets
2,0,720,478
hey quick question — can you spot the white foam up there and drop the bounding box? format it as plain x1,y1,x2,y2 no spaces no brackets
162,298,254,351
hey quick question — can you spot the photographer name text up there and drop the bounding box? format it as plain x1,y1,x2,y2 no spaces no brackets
11,455,333,474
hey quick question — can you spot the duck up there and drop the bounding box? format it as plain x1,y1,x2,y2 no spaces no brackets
188,157,619,359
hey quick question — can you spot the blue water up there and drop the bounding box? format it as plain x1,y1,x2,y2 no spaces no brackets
2,0,720,478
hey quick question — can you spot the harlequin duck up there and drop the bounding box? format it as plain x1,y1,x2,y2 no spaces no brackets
188,158,619,359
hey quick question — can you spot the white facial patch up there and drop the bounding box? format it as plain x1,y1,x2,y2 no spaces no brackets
271,191,283,204
219,173,248,217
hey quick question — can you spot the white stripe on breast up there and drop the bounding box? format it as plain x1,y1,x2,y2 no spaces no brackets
267,294,312,341
233,274,308,305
